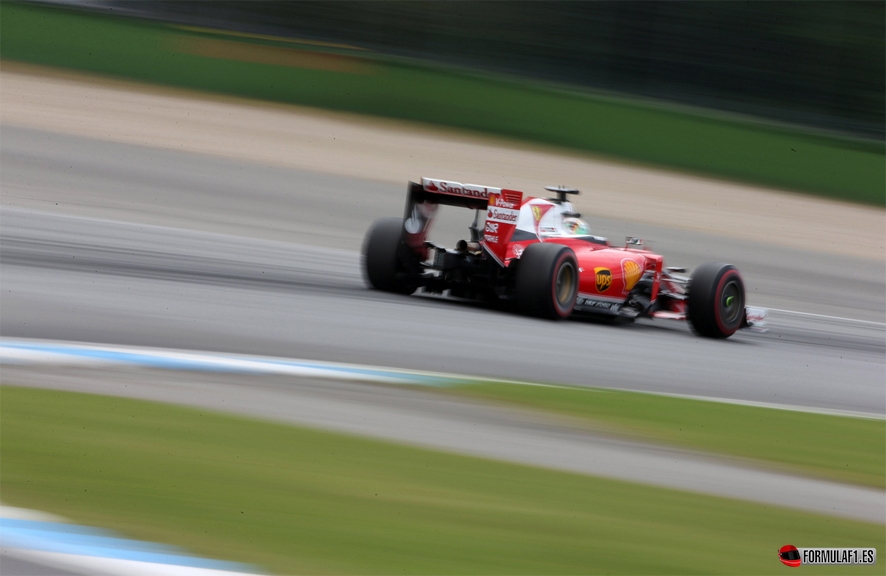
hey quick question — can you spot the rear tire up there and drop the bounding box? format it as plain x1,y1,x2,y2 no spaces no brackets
362,217,417,295
514,243,578,319
687,262,745,338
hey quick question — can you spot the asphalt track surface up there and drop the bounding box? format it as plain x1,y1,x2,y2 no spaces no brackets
1,125,885,524
2,125,884,412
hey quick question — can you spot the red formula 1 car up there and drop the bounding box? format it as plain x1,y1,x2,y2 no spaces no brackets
363,178,766,338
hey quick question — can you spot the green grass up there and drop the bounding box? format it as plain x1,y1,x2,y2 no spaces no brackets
439,382,886,489
1,2,883,205
2,385,883,575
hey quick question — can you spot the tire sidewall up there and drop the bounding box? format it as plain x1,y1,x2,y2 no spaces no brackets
712,268,744,336
550,249,578,318
362,217,416,294
514,243,578,319
688,262,744,338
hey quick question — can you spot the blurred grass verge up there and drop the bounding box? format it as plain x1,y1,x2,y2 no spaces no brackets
2,385,883,575
2,2,883,206
440,382,885,489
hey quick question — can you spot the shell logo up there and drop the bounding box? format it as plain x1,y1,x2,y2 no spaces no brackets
622,259,642,293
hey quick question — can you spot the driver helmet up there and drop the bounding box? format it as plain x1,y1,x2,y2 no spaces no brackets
562,217,591,236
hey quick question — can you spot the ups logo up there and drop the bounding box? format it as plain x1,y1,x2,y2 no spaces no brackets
594,267,612,292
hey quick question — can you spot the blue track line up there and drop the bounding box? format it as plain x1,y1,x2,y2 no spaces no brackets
0,517,260,573
0,339,459,386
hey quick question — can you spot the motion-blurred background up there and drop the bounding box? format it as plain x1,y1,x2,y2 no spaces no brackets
2,3,884,575
109,0,886,139
4,0,884,203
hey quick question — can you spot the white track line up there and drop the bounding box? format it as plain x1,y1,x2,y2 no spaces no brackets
767,308,886,327
2,338,883,420
617,389,885,421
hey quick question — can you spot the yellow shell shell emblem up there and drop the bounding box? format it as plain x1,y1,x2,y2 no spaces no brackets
622,259,642,293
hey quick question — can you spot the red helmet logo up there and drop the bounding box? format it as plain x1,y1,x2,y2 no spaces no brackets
779,545,802,567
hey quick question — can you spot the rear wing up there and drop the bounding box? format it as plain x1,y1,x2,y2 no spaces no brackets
406,178,499,210
404,178,523,265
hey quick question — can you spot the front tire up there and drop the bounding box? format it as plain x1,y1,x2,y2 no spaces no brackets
514,243,578,319
362,217,417,295
687,262,745,338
